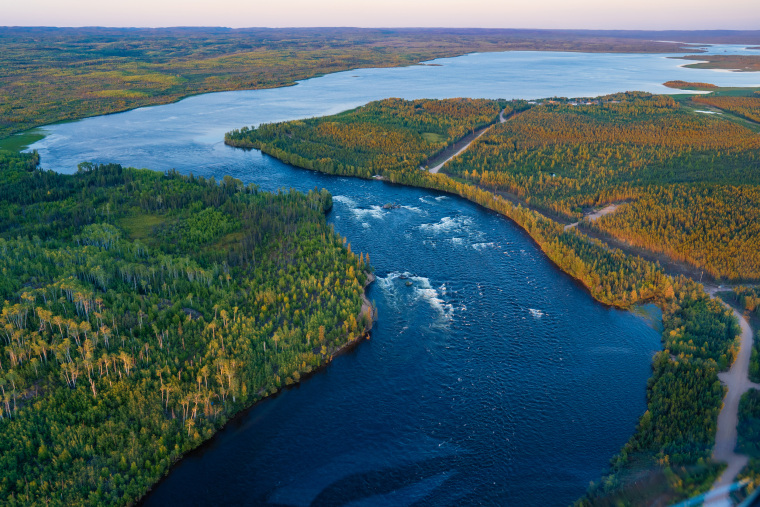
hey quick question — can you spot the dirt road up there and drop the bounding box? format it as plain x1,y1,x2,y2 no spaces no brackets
564,203,619,231
427,108,508,174
704,305,759,506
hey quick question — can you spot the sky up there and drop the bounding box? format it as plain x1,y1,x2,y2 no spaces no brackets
3,0,760,30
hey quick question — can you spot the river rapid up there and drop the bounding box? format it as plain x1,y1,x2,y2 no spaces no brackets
25,44,759,506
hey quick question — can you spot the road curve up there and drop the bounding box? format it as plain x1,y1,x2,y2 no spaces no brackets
704,304,759,506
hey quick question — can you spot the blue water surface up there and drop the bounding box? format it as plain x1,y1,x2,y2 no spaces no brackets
25,45,758,506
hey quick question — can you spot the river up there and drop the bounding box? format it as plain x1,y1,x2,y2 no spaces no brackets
25,44,759,506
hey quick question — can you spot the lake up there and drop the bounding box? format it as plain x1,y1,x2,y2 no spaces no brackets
27,44,758,506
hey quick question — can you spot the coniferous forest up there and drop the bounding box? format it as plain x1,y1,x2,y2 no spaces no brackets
0,17,759,507
0,150,371,505
1,38,759,502
224,94,757,504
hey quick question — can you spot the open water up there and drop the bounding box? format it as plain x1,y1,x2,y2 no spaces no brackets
26,43,759,505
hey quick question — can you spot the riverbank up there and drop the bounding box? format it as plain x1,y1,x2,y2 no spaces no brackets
227,107,745,505
140,270,377,503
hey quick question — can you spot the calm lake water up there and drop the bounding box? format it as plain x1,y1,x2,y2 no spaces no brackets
27,45,757,505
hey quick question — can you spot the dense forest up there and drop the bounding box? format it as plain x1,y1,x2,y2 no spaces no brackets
732,286,760,384
229,93,760,282
225,97,745,504
433,92,760,280
226,98,504,177
587,185,760,280
0,27,693,143
738,390,760,457
694,95,760,123
737,389,760,491
0,150,371,505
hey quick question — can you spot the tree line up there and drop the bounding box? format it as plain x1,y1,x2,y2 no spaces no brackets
0,150,371,505
224,95,750,504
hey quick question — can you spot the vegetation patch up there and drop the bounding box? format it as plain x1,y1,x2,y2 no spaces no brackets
421,132,445,143
92,90,150,99
0,129,46,152
663,80,717,90
225,95,745,504
118,213,167,242
0,151,371,505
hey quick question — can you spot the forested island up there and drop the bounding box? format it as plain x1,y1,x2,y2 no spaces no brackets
0,150,372,504
225,92,760,504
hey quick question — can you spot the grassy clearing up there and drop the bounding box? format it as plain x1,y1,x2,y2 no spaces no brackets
0,129,45,152
421,132,445,143
118,213,167,242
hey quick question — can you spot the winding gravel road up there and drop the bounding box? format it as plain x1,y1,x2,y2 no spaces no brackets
704,302,759,506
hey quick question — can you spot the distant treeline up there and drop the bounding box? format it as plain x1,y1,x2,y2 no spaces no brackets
0,27,692,141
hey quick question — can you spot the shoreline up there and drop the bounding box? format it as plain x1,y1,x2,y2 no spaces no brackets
4,41,721,151
138,270,376,504
228,130,755,504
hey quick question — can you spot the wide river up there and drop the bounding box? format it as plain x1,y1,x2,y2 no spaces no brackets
27,45,760,506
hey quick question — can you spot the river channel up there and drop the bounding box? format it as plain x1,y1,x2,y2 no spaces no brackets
26,44,760,506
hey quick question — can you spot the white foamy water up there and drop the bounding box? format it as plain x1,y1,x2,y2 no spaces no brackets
472,242,495,251
333,196,386,220
419,216,473,235
333,195,357,207
529,308,545,319
412,276,454,323
376,272,454,324
351,205,386,220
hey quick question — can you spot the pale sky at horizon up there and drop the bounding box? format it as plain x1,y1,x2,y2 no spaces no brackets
3,0,760,30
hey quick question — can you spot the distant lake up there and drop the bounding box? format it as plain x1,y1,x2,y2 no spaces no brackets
28,45,756,506
30,44,760,175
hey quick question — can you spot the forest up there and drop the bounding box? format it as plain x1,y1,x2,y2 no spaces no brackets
694,95,760,123
737,385,760,492
229,93,760,282
0,27,694,143
225,96,746,504
663,80,718,90
0,150,371,505
434,92,760,281
226,98,504,177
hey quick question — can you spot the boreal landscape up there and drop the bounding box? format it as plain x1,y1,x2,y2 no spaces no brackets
2,13,760,507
